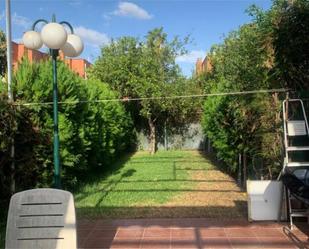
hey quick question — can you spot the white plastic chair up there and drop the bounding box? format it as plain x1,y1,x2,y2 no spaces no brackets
5,188,77,249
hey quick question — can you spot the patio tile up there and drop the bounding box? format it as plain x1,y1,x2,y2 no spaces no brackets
171,238,200,249
284,226,309,238
78,229,92,238
78,218,308,249
78,223,97,230
228,237,262,248
199,228,226,238
116,228,144,238
247,222,285,229
253,228,284,237
171,228,196,239
141,237,170,249
144,227,171,237
258,237,298,248
224,228,256,237
111,238,141,249
171,219,202,228
200,237,231,249
87,229,118,239
145,218,174,227
95,220,119,229
83,237,114,248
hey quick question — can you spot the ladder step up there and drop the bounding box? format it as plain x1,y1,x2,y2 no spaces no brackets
286,162,309,167
287,146,309,151
290,212,308,217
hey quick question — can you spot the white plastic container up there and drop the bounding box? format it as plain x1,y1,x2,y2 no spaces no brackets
247,180,283,221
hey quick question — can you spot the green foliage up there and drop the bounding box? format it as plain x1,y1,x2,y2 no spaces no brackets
202,0,308,180
201,2,286,179
0,58,133,191
0,29,6,77
273,0,309,91
90,28,198,153
0,93,51,198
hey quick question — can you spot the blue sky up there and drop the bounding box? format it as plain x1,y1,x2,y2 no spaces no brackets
0,0,272,76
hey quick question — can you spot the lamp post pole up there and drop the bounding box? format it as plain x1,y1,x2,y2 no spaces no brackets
51,48,61,188
23,15,83,189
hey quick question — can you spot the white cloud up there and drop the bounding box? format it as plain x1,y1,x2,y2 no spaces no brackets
74,26,110,47
12,12,32,29
103,13,112,21
113,2,152,20
0,12,31,29
176,50,206,64
69,0,82,7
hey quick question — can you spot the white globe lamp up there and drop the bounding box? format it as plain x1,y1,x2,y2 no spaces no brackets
22,31,43,50
61,34,84,57
41,22,67,49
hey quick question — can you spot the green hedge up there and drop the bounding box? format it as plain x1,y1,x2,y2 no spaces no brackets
0,58,134,194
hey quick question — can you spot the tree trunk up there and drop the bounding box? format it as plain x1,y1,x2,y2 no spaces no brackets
238,153,242,186
10,138,15,194
243,152,247,190
148,117,156,155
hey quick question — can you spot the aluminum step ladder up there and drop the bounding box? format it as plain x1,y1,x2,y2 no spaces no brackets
282,99,309,228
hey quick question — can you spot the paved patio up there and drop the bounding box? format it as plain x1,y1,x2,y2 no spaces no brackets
77,218,309,249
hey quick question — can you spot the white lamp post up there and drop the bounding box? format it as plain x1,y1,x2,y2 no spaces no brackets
22,15,84,188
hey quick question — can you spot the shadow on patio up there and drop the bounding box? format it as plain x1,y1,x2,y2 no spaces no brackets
77,215,309,249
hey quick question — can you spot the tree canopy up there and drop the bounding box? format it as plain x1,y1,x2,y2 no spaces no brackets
90,27,199,154
273,0,309,91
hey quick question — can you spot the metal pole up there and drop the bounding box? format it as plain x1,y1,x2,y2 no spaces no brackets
5,0,12,100
6,0,15,194
52,49,61,188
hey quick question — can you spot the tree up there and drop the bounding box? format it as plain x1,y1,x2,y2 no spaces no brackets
273,0,309,91
90,28,194,154
0,93,51,198
201,10,283,181
7,58,133,187
0,30,6,77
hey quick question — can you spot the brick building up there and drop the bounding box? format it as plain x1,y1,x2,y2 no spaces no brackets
195,55,212,75
12,42,91,79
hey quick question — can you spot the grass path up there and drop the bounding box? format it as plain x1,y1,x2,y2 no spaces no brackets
75,150,247,219
166,154,247,218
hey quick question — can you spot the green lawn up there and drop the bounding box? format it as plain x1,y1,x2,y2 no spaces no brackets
74,150,246,219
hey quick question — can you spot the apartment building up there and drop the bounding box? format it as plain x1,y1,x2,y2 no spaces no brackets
195,55,212,76
12,42,91,79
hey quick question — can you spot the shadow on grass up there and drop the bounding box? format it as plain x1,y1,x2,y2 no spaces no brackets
197,150,241,183
71,152,136,193
77,201,248,219
73,153,201,191
93,169,137,208
198,150,232,172
75,151,248,220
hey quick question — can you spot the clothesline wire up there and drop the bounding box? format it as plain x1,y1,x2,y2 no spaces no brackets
13,88,288,106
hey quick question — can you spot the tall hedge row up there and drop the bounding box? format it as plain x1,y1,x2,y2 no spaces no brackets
201,0,309,181
0,58,133,196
